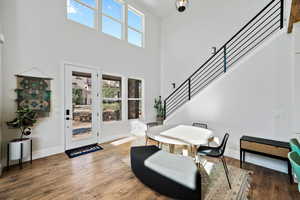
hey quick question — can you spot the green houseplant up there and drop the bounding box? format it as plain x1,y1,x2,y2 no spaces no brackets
154,96,165,123
7,107,37,140
6,107,37,160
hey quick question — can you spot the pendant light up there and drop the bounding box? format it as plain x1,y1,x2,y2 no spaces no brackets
175,0,189,12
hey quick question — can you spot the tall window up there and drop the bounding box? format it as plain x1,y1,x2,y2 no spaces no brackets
128,78,143,119
66,0,145,47
102,75,122,121
67,0,97,28
102,0,124,39
127,6,144,47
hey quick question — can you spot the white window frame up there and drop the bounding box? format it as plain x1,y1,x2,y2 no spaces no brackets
101,0,125,39
127,78,144,120
66,0,145,47
127,5,145,48
102,74,124,122
67,0,99,29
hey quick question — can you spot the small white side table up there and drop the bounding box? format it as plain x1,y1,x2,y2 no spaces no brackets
7,138,32,170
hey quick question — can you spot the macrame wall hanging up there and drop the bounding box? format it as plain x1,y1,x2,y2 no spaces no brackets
15,68,53,117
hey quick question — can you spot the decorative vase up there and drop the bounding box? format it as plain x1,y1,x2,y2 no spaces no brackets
9,138,31,160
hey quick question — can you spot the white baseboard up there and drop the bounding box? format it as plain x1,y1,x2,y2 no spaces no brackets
225,147,288,174
32,145,64,160
100,134,131,144
2,145,65,167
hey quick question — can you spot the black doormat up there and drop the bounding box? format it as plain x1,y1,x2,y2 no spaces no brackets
65,144,103,158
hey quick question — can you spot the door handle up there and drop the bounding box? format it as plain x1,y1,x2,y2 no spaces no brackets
66,117,70,120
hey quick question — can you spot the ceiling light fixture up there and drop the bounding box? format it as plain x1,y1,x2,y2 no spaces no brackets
175,0,189,12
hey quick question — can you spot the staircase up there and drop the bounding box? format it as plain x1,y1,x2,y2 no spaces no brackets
164,0,284,119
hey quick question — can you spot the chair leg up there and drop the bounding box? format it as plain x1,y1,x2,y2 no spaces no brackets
145,136,148,145
221,156,231,189
169,144,175,153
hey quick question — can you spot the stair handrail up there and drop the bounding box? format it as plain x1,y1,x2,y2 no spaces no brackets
164,0,284,119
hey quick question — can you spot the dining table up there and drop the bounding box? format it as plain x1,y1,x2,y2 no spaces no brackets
147,124,214,162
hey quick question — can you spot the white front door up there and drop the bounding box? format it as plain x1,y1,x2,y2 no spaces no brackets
64,64,100,150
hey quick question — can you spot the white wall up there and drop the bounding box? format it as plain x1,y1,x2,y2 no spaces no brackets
0,22,3,173
161,0,296,173
0,0,161,161
293,23,300,133
165,31,294,173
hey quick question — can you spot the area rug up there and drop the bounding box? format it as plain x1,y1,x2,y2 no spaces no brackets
65,144,103,158
122,136,252,200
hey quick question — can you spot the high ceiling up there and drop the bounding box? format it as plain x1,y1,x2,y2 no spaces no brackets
138,0,175,18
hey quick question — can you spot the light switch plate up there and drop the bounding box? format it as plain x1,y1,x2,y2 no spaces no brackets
0,33,5,44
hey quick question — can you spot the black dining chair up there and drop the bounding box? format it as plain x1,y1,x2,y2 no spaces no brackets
192,122,208,129
192,122,215,146
197,133,231,189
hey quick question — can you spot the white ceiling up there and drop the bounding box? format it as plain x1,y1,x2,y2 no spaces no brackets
138,0,175,18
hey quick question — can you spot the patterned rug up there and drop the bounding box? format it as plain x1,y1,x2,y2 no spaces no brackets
122,137,252,200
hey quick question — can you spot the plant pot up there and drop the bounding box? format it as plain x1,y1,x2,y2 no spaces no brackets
156,116,164,124
9,138,31,160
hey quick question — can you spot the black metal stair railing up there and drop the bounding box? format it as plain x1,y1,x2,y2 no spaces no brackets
164,0,284,119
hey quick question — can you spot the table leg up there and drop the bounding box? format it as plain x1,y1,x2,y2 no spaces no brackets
193,145,198,157
182,145,189,156
240,149,243,168
20,143,23,169
169,144,175,153
7,143,9,171
288,160,293,184
30,139,33,164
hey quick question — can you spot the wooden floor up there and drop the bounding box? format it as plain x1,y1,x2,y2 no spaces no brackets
0,139,299,200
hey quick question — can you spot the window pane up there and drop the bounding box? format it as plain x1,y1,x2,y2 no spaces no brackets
128,79,142,98
128,28,142,47
72,72,92,140
103,100,122,121
67,0,95,28
102,75,122,98
102,0,123,21
128,9,142,31
80,0,97,8
128,100,142,119
102,16,122,39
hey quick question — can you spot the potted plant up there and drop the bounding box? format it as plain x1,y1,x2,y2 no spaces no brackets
154,96,165,123
7,107,37,160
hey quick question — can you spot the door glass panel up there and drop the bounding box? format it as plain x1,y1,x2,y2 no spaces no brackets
72,72,92,140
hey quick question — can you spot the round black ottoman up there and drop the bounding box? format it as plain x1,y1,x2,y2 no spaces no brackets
130,145,201,200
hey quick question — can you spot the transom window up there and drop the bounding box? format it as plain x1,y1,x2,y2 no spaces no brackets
102,75,122,122
127,6,144,47
67,0,97,28
128,78,143,119
66,0,145,47
102,0,124,39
